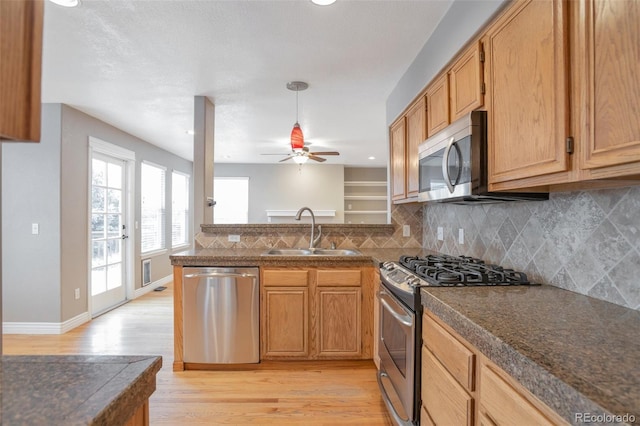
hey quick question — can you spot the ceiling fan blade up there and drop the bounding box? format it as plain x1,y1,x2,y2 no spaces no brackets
308,155,327,162
309,151,340,156
279,156,294,162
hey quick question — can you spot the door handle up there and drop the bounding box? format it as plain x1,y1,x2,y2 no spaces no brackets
442,136,462,194
121,234,129,240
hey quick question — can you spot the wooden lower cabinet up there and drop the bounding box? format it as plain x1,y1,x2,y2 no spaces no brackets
422,346,474,426
421,310,568,426
124,401,150,426
261,267,371,360
262,287,309,357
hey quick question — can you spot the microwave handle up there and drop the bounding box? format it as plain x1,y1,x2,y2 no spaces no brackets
442,136,462,194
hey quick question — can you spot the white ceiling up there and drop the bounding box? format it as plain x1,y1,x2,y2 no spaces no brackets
42,0,453,166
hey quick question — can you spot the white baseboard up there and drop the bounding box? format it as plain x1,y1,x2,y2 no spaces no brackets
3,311,91,335
3,275,172,335
133,274,172,299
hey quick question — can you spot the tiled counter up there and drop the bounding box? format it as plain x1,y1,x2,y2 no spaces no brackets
421,285,640,424
1,355,162,425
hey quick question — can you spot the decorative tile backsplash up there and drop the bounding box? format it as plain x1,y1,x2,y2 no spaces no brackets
195,203,424,249
423,186,640,310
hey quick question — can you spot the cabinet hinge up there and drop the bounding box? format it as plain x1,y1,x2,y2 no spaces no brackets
481,82,486,95
479,50,485,63
566,136,574,154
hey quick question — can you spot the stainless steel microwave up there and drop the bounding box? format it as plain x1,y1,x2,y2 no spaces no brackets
418,111,548,204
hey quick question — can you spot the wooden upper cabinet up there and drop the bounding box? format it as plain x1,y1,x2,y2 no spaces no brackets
390,117,407,201
426,73,450,137
486,0,570,185
0,0,43,142
405,97,426,198
579,0,640,172
450,41,485,122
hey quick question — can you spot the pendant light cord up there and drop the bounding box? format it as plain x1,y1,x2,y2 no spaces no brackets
296,89,299,123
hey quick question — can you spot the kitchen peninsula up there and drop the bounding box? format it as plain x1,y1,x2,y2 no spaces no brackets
1,355,162,425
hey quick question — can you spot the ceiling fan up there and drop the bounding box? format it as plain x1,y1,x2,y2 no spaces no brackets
262,81,340,164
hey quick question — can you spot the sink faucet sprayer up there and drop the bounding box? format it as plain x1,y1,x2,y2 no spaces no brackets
295,206,322,249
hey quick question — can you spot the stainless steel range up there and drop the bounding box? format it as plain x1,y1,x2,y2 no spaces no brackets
376,254,537,425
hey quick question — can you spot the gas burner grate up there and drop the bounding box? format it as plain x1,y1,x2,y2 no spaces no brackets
399,254,533,286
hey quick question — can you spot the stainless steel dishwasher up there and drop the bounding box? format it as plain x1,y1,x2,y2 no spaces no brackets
182,267,259,364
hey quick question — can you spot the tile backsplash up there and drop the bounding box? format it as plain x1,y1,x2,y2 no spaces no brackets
195,203,424,249
423,186,640,311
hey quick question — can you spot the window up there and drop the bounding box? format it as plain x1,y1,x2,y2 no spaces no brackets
141,162,166,253
214,177,249,224
172,171,190,247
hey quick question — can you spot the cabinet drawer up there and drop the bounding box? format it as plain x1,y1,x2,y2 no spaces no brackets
480,363,557,426
422,346,473,426
422,313,475,391
317,269,361,287
263,270,308,287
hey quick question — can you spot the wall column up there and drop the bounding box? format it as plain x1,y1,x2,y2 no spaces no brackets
193,96,215,228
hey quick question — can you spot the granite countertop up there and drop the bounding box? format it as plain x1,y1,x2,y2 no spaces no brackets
170,247,433,267
1,355,162,425
421,285,640,425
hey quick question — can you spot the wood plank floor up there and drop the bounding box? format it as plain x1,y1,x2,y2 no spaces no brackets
3,282,393,425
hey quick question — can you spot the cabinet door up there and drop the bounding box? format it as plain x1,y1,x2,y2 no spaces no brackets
405,97,426,198
262,287,309,357
316,287,362,357
0,0,43,142
450,41,484,122
580,0,640,170
426,73,450,137
422,346,474,426
390,118,407,201
487,0,569,184
480,362,557,426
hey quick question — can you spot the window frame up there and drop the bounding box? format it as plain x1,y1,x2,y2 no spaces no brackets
140,161,167,255
171,169,191,249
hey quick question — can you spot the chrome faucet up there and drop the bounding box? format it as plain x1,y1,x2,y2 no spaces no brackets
295,206,322,249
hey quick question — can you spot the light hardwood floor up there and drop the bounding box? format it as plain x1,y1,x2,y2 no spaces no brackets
3,282,392,425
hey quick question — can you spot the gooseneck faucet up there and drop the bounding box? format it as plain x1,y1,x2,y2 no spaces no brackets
295,206,322,249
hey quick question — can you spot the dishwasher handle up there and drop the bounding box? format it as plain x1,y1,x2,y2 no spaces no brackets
184,272,258,279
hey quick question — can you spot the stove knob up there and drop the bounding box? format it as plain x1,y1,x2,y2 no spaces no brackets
382,262,395,271
407,277,420,286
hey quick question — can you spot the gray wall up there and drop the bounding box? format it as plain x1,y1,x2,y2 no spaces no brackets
2,104,193,324
2,104,63,323
386,0,506,124
423,188,640,311
214,163,345,224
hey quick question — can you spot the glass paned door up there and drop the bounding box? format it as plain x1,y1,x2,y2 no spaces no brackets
91,153,127,316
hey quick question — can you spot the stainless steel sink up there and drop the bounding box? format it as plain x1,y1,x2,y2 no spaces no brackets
261,248,361,256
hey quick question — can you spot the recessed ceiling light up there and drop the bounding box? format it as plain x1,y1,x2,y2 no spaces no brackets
48,0,80,7
185,130,195,135
368,156,376,160
311,0,336,5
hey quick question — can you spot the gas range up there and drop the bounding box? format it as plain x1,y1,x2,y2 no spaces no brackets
380,254,536,308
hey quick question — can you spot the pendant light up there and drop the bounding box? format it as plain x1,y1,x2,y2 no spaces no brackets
287,81,308,152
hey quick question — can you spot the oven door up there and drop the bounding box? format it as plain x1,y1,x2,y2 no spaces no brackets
377,287,416,426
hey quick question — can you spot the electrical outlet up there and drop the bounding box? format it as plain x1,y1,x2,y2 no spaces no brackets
402,224,410,237
437,226,444,241
32,223,39,235
228,234,241,243
74,288,80,300
458,228,464,244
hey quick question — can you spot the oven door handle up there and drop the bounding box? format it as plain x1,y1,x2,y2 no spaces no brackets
378,291,413,327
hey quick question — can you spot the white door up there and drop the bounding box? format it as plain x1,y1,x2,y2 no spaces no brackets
90,153,128,316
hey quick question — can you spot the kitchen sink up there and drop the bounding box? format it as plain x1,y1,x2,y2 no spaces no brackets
261,248,362,256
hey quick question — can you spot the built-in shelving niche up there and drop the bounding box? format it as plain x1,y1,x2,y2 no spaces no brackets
343,167,388,224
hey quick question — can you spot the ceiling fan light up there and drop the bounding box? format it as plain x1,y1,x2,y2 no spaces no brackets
293,155,308,164
290,122,305,151
311,0,336,5
49,0,80,7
